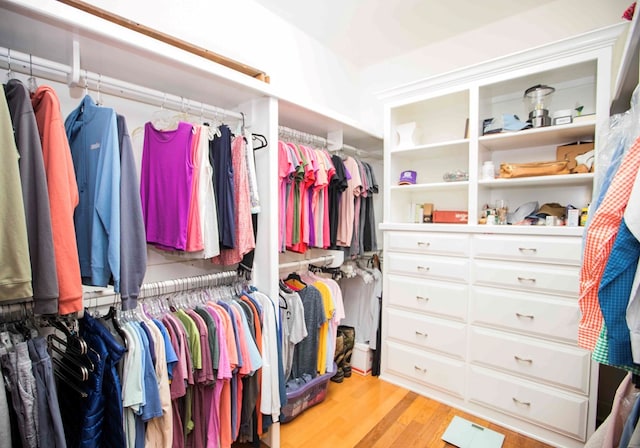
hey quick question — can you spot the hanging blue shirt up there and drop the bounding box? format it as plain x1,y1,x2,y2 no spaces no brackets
65,95,120,290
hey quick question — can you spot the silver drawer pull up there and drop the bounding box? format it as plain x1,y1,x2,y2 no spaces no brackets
512,397,531,407
416,295,429,301
417,266,430,272
415,330,428,337
515,312,535,319
517,276,536,283
417,241,430,247
518,247,537,253
514,355,533,364
414,365,427,373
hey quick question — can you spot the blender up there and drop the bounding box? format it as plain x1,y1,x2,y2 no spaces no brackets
524,84,555,128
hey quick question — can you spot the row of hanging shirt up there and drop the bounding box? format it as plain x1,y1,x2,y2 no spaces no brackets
278,138,379,256
0,280,283,448
0,75,265,314
139,108,262,267
578,85,640,373
279,265,345,391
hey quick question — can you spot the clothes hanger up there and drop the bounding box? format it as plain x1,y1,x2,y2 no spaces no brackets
103,305,128,349
27,54,38,94
252,133,268,150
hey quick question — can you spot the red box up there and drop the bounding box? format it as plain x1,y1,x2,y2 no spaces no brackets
432,210,468,224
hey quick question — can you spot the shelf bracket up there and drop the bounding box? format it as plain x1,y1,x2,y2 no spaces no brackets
67,39,80,87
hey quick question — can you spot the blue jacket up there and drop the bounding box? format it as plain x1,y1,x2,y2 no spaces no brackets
65,96,120,290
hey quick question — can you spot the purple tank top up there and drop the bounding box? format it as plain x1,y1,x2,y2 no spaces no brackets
140,121,194,250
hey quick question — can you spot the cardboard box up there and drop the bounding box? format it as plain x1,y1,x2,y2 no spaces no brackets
351,343,373,376
423,203,434,223
433,210,468,224
556,141,594,172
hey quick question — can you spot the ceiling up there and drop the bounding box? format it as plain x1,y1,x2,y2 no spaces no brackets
252,0,556,67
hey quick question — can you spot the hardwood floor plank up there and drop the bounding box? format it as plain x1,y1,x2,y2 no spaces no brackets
233,373,554,448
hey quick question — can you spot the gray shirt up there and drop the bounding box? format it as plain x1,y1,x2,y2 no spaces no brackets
5,79,58,313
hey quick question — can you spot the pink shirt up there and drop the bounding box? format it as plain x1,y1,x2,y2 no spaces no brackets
185,127,204,252
337,156,362,247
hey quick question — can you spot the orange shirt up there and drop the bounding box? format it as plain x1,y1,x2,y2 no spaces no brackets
31,86,83,314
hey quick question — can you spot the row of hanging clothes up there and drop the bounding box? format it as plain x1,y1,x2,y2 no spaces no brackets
137,104,267,271
278,263,346,389
277,128,379,256
0,273,284,448
0,67,269,316
580,86,640,447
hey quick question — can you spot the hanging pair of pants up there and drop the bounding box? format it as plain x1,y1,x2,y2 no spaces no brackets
27,337,67,448
1,342,39,448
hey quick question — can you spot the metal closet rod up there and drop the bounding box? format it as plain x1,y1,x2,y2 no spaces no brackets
278,255,335,271
137,270,240,300
278,125,381,159
0,46,244,121
278,125,335,146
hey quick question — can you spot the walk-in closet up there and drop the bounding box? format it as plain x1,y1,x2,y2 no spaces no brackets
1,1,639,447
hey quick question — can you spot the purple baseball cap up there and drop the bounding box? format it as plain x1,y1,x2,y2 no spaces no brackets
398,170,417,185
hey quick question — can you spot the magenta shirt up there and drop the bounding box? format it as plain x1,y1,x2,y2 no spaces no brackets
140,121,194,250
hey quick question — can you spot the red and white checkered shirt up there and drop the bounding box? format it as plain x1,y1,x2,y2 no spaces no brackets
579,137,640,350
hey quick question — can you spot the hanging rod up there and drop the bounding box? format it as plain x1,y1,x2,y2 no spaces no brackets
0,46,244,122
137,270,239,300
336,144,384,160
278,255,335,271
278,125,336,147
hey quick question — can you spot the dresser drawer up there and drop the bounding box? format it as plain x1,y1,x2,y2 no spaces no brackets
468,366,588,441
469,327,590,394
387,252,469,283
472,234,581,266
387,309,466,359
473,260,579,296
470,287,579,343
387,231,469,257
386,341,465,397
387,274,467,321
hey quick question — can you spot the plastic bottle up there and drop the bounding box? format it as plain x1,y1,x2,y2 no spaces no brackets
580,207,588,226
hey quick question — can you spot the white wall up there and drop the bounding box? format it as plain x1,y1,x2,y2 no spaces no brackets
84,0,632,132
83,0,361,120
359,0,632,130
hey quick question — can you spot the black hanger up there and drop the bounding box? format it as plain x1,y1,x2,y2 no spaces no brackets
252,133,268,150
285,272,307,286
279,279,293,294
103,305,128,349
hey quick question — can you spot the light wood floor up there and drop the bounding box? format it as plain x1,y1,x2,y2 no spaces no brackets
275,373,554,448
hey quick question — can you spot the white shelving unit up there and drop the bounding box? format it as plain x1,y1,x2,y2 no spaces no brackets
379,23,628,448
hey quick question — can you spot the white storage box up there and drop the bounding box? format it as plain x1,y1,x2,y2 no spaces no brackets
351,343,373,375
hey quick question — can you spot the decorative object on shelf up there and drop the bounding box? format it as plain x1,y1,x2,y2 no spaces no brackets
482,114,531,135
524,84,555,128
481,161,495,180
495,199,508,225
499,160,569,178
395,121,417,148
442,170,468,182
398,170,417,185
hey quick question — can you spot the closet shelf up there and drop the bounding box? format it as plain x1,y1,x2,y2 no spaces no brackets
478,173,595,188
478,120,596,151
391,138,469,155
1,0,381,148
390,181,469,192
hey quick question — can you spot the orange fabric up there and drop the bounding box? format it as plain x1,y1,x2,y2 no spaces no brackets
31,86,83,314
185,126,204,252
579,137,640,349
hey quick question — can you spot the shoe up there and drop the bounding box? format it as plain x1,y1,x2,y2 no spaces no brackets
339,326,355,378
